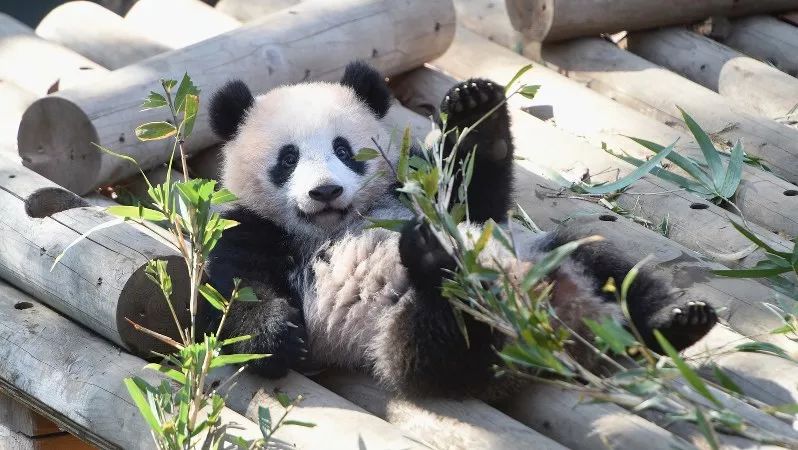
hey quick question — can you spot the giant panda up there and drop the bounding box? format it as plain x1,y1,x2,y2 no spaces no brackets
203,61,717,399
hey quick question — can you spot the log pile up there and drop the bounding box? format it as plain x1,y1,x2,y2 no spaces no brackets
1,0,798,448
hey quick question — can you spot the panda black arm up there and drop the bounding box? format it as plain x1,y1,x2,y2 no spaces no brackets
203,206,307,378
439,79,515,224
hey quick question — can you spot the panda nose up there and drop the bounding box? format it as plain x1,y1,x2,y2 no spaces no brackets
309,184,343,202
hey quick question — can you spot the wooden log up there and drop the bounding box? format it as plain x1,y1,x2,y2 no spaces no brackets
0,281,262,449
781,11,798,26
504,0,798,42
0,80,35,155
212,368,427,449
215,0,301,21
36,1,170,70
17,0,456,195
627,27,798,120
314,370,567,450
451,0,525,52
0,395,95,450
0,158,190,356
540,36,798,185
390,62,795,270
719,16,798,78
0,13,107,95
124,0,241,48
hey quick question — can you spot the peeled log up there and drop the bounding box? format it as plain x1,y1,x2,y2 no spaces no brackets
125,0,241,48
627,27,798,120
36,1,169,70
720,16,798,78
0,13,107,95
541,37,798,185
504,0,798,42
17,0,455,195
0,81,35,154
0,281,261,449
0,159,189,356
215,0,301,21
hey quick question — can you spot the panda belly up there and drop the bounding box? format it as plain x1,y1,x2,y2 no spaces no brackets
302,227,413,370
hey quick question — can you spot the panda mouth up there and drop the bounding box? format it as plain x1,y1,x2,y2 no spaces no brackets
297,206,351,224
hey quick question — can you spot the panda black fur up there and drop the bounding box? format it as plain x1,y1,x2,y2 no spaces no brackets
204,61,717,399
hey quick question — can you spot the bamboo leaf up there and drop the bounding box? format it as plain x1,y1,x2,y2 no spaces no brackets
135,121,177,141
654,330,721,407
144,363,186,385
283,420,316,428
519,85,541,99
504,64,533,93
626,136,714,189
276,392,292,408
181,93,199,138
51,218,125,271
258,406,271,438
354,148,380,161
397,128,411,182
711,365,743,395
209,353,268,368
521,236,600,291
678,107,724,189
124,377,163,435
719,140,744,199
735,341,794,361
106,205,168,222
141,91,168,110
712,266,791,278
221,335,253,346
580,140,677,194
694,407,721,450
211,188,237,205
174,72,199,112
199,283,227,311
235,286,258,302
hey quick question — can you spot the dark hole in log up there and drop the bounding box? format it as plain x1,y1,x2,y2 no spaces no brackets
14,302,33,310
784,190,798,197
598,214,617,222
690,203,709,210
25,187,91,218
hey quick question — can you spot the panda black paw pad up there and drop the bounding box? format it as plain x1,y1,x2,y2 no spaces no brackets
399,218,456,289
657,301,717,351
440,78,506,131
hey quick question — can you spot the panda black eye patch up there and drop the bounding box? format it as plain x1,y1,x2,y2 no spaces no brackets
332,136,366,175
269,144,299,187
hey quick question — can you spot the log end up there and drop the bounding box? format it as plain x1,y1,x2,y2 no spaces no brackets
505,0,554,40
118,254,191,356
18,96,100,195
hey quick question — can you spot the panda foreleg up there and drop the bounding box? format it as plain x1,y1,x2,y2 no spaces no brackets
439,79,515,224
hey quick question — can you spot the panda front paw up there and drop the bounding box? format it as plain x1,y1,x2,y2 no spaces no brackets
439,79,510,162
652,300,717,352
246,318,309,378
399,218,456,291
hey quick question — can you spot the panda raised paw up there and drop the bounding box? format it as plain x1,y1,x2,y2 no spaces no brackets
399,218,456,292
441,78,506,130
652,300,717,352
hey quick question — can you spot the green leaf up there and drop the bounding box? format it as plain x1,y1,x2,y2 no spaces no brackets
474,220,494,253
627,136,714,189
161,79,177,92
258,406,271,438
718,140,744,199
504,64,533,94
580,139,677,194
711,365,743,395
694,407,721,450
174,72,199,112
211,188,237,205
209,353,267,368
518,85,540,99
181,93,199,138
678,107,725,189
142,91,168,110
734,341,794,361
654,330,721,407
276,392,292,408
354,148,380,161
235,286,258,302
124,377,163,435
397,127,411,183
199,283,227,311
283,420,316,428
106,205,168,222
584,318,637,355
144,363,186,385
365,217,407,232
135,121,177,141
764,403,798,415
712,266,791,278
521,236,596,291
221,335,253,346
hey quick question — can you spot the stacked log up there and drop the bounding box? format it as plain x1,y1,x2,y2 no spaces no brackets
124,0,241,48
0,81,35,154
215,0,301,21
719,15,798,77
504,0,798,42
0,159,190,356
626,27,798,120
17,0,456,195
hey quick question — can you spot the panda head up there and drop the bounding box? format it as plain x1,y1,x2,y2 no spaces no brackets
210,61,393,238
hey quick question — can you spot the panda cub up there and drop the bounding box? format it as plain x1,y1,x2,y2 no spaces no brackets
204,61,717,399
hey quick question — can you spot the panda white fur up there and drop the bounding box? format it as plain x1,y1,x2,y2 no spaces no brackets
203,61,717,399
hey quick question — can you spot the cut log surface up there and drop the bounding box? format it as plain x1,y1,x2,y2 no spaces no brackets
452,0,525,52
0,281,262,449
315,370,568,450
36,1,169,70
0,159,190,356
18,0,456,195
0,13,107,95
541,36,798,185
124,0,241,48
504,0,798,42
721,15,798,78
215,0,301,21
627,27,798,120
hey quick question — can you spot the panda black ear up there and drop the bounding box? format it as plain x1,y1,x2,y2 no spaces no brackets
340,61,391,119
210,79,255,141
